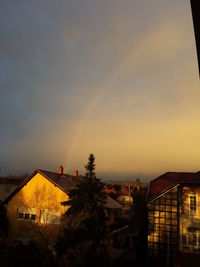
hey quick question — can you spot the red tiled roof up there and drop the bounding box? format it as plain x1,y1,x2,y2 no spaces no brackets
146,171,200,202
104,188,117,198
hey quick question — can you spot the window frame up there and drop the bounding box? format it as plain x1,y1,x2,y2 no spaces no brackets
189,194,197,215
17,207,36,222
182,230,200,248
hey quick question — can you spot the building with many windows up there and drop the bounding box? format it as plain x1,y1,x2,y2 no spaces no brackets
146,171,200,266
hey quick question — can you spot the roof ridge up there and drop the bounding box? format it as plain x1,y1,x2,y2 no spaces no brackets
38,169,74,177
147,171,196,202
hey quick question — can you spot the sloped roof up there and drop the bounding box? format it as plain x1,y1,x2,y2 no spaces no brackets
4,169,78,203
146,171,200,202
39,170,77,191
105,195,122,209
104,188,117,198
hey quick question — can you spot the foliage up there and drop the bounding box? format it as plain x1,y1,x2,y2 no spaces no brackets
55,154,109,267
0,240,56,267
130,182,148,267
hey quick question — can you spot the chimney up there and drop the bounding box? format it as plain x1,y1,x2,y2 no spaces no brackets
73,170,78,178
58,166,63,175
136,183,141,192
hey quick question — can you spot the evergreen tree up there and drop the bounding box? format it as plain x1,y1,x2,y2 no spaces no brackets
55,154,108,267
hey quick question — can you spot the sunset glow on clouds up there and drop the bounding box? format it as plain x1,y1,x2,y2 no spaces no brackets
0,0,199,180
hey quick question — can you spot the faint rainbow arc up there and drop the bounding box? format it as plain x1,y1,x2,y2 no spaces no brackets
65,45,137,167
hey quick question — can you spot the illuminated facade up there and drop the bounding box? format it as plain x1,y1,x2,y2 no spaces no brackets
4,169,72,244
4,168,121,245
146,172,200,266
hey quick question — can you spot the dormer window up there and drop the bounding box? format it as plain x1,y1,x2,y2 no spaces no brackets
189,194,197,215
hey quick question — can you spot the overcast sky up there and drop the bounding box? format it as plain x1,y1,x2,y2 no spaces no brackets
0,0,199,180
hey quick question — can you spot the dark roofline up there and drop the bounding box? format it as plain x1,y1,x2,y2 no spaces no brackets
147,180,200,203
149,171,191,183
147,184,180,203
146,171,195,201
3,169,67,204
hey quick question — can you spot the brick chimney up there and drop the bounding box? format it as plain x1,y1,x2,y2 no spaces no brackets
58,166,63,175
136,183,141,192
73,170,78,177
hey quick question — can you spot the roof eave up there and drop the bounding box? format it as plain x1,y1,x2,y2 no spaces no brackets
147,183,180,204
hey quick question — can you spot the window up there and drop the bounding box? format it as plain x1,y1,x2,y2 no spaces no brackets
182,229,200,248
188,232,197,246
18,212,24,219
17,208,36,222
189,194,197,214
24,213,30,220
40,209,61,225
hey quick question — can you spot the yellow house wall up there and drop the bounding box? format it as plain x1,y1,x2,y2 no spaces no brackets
7,172,69,244
117,195,133,204
179,186,200,252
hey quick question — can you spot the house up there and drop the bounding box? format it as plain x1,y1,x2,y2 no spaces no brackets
104,180,143,218
146,171,200,267
4,167,78,245
4,167,122,245
0,176,25,202
104,195,123,225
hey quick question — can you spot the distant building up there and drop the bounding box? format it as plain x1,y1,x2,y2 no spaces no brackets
104,180,144,218
104,195,123,225
0,176,24,202
146,171,200,267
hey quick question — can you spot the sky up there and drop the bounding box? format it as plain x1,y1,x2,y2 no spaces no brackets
0,0,200,180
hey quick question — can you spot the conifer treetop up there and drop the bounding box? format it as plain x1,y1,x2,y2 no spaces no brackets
84,153,96,178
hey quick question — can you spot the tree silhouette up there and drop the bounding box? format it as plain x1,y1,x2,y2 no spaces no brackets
56,154,109,267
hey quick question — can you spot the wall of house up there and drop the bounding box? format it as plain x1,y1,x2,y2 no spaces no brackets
179,185,200,253
7,172,69,245
117,195,133,205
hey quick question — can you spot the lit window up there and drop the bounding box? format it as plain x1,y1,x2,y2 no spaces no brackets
40,209,61,225
189,195,197,214
188,232,197,246
182,229,200,248
24,213,30,220
30,214,36,221
17,208,36,222
18,213,24,219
